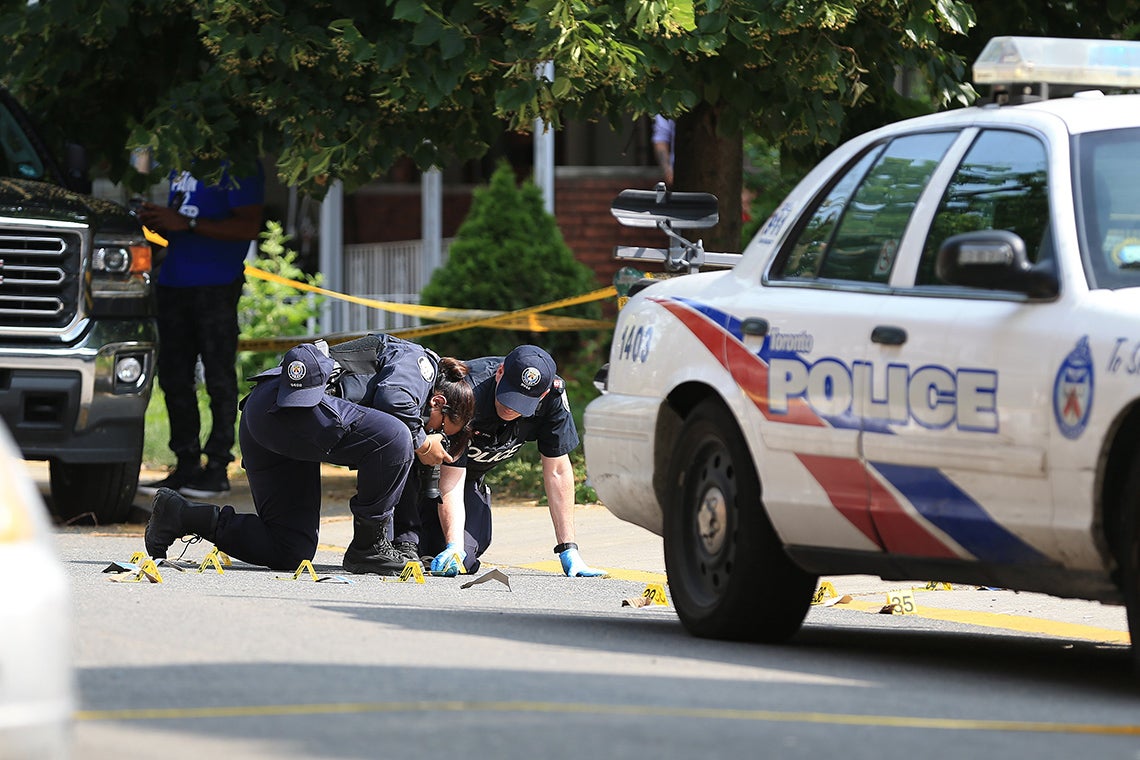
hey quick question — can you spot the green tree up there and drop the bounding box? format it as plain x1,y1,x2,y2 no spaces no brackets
418,160,602,363
0,3,968,196
7,0,1138,255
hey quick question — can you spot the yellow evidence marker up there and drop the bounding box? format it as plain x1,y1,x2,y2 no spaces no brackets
811,581,838,605
108,558,163,584
198,548,227,575
641,583,669,606
884,589,918,615
397,561,426,584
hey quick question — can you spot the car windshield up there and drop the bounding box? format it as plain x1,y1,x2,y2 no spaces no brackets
0,99,46,181
1076,127,1140,290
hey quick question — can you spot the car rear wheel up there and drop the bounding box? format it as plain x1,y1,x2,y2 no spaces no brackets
664,399,817,642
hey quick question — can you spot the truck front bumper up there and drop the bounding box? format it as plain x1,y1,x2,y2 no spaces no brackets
0,318,156,463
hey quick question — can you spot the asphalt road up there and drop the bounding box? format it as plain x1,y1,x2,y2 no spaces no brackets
37,463,1140,759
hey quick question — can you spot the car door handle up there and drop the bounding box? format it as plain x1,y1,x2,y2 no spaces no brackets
871,325,907,345
741,317,769,336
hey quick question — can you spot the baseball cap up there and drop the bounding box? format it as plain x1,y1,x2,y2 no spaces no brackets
276,343,335,408
496,345,556,416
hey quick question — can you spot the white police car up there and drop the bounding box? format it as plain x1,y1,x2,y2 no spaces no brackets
584,36,1140,662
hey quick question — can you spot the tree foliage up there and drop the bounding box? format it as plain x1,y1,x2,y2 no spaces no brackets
4,0,1139,253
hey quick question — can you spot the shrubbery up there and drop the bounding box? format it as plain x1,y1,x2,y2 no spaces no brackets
418,160,604,366
237,220,324,389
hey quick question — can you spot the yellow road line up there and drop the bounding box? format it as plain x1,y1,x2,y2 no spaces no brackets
840,599,1131,645
309,552,1130,644
74,700,1140,735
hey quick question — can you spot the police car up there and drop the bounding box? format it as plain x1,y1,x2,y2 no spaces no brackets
584,36,1140,662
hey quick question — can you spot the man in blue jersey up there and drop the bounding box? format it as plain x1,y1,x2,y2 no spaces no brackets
137,160,266,499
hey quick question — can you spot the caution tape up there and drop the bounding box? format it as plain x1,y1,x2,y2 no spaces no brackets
237,265,618,352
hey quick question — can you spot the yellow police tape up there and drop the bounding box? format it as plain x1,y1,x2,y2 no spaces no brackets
238,265,617,352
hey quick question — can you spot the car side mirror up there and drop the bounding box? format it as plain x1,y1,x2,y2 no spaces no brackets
935,230,1059,299
63,141,91,195
610,184,719,229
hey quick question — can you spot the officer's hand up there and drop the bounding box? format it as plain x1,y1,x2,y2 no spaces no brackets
559,547,606,577
416,433,453,466
431,542,466,576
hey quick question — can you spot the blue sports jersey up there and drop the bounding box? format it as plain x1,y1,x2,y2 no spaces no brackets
156,163,266,287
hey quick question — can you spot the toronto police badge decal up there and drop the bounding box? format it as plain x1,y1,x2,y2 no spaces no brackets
1054,336,1094,440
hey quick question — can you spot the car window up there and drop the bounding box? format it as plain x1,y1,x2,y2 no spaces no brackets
0,101,45,181
774,132,956,284
917,130,1050,286
777,146,884,279
1076,127,1140,290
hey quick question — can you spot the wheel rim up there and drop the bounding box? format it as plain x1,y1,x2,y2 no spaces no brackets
697,485,728,555
680,438,737,606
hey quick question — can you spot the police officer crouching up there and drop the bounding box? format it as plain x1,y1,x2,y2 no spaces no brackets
145,342,427,575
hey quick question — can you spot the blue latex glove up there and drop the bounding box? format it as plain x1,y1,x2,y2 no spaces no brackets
559,547,606,577
431,543,466,576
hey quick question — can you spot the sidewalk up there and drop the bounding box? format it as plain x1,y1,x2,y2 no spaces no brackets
40,461,1134,644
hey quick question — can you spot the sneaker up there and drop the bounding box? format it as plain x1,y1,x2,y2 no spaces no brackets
179,462,230,499
393,540,420,563
137,464,200,497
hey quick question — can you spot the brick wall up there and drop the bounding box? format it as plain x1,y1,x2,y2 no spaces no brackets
554,167,673,293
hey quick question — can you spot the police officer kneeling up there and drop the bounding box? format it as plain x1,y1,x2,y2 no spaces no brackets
145,342,421,574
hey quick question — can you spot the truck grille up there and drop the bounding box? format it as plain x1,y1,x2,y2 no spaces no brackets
0,228,82,331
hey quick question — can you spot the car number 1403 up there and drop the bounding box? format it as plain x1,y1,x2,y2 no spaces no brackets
617,324,653,363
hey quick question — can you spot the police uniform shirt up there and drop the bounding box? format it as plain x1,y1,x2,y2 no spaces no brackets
331,334,439,451
456,356,579,479
367,336,439,451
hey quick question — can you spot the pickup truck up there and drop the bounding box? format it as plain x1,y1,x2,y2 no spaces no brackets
0,86,155,524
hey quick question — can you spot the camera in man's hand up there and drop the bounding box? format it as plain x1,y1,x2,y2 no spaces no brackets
419,432,449,500
420,463,441,500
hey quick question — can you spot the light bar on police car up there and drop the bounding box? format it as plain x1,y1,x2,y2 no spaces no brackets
974,36,1140,89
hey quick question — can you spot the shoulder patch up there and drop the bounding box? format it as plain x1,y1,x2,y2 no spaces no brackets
418,355,435,383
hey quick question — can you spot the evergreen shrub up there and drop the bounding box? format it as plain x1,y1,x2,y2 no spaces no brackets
418,159,603,366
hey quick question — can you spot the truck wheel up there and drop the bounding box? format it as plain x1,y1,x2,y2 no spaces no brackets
1119,451,1140,674
49,459,139,525
664,399,817,642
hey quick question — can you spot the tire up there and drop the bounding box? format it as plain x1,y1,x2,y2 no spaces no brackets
664,399,817,642
1118,450,1140,674
49,458,140,524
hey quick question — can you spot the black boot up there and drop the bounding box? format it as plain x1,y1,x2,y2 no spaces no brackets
343,516,413,575
145,487,220,559
393,540,420,563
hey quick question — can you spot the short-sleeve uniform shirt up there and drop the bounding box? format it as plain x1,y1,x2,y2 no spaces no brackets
456,356,579,480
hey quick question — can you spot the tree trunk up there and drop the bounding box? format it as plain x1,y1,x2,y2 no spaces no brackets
673,101,743,254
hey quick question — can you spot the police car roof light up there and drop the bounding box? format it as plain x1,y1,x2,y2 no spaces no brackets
974,36,1140,91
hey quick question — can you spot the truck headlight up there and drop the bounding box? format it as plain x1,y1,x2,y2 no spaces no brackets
93,245,135,274
91,235,152,300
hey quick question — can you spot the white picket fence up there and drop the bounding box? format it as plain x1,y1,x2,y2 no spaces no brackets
339,238,453,332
